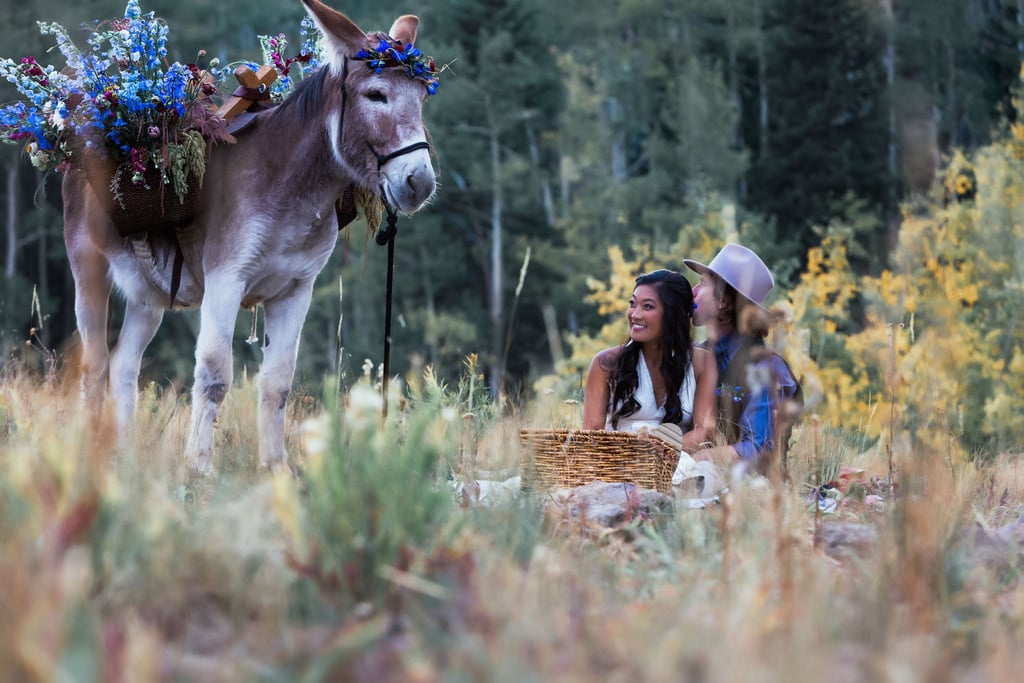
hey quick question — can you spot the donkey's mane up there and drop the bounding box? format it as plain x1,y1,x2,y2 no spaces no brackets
267,65,331,124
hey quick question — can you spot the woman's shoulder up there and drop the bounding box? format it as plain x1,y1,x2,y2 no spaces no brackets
593,346,624,371
691,344,712,362
690,344,716,378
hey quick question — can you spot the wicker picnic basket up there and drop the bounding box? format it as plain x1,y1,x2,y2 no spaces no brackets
519,428,679,495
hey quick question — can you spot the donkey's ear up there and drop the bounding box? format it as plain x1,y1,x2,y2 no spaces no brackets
388,15,419,45
301,0,367,74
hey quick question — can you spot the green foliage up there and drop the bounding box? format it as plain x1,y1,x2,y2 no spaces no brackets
288,374,460,605
748,0,890,269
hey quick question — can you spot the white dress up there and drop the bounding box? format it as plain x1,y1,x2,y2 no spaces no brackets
605,350,696,433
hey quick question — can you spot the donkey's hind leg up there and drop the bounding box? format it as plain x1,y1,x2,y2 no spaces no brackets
72,269,112,412
258,280,317,473
109,299,164,434
65,231,113,417
186,276,244,476
63,170,117,424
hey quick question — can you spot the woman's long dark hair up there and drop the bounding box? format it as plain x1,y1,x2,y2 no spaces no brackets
608,269,695,428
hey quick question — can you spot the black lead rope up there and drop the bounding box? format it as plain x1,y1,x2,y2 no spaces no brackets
370,142,430,420
375,204,399,420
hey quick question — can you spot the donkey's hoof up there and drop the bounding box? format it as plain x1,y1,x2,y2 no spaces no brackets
258,459,296,478
186,457,216,480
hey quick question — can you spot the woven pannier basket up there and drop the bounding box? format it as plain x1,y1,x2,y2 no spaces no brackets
519,428,678,495
83,155,200,237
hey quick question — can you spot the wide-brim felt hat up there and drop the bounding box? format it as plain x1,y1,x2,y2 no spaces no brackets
683,242,774,311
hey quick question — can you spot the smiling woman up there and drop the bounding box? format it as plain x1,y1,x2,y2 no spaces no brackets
581,269,718,455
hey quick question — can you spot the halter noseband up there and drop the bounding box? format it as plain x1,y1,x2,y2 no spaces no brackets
369,140,431,169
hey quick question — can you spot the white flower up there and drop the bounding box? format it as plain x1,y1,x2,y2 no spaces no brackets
51,107,66,131
344,384,383,431
299,413,331,459
26,143,51,170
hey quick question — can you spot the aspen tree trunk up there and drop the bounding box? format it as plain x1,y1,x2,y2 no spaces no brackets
882,0,896,180
1019,1,1024,61
755,0,769,158
882,0,900,252
525,119,554,228
5,163,16,279
945,40,958,146
542,302,563,368
608,97,627,181
727,4,746,202
487,99,504,398
419,242,439,369
559,153,571,223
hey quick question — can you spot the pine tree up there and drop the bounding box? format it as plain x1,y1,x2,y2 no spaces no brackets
747,0,889,271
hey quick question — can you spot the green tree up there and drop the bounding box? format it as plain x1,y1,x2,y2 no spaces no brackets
746,0,889,273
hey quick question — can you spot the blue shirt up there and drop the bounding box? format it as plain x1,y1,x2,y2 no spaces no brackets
714,332,800,463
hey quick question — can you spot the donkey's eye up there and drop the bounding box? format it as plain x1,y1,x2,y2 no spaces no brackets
365,90,388,104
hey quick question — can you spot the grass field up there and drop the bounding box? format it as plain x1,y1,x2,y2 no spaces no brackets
1,363,1023,682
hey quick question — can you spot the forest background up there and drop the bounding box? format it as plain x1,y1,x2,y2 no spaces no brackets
2,0,1024,460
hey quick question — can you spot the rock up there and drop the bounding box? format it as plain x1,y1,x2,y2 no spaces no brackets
545,481,672,528
451,476,521,507
819,521,880,559
970,513,1024,568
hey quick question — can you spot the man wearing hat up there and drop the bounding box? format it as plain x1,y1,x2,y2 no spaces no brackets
683,243,802,473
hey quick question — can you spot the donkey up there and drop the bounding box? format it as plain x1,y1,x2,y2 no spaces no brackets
62,0,437,474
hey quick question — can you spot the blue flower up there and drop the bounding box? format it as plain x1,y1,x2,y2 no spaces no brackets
0,1,223,177
715,384,745,403
352,36,440,95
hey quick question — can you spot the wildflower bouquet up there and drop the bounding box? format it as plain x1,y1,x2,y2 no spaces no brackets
0,0,224,207
248,16,324,103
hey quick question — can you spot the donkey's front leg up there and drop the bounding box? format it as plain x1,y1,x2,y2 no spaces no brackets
108,299,164,434
259,280,317,472
186,276,244,476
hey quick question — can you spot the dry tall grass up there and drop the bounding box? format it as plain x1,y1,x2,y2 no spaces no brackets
1,366,1022,682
